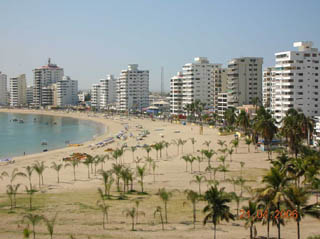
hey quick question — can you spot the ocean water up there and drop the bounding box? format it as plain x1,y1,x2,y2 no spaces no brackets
0,112,104,158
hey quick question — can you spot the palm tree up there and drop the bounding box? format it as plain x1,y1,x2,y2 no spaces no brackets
230,139,239,153
131,146,137,162
182,155,191,172
240,161,245,177
50,162,63,183
22,214,43,239
32,161,46,186
136,164,147,193
97,188,111,229
158,188,173,224
25,185,37,210
100,170,112,196
171,139,180,155
7,184,21,210
179,139,187,154
224,107,237,127
196,156,202,172
143,145,152,158
203,186,235,239
152,161,157,183
4,168,25,186
228,147,234,162
112,163,123,192
284,185,320,239
83,156,93,179
245,138,252,153
242,200,259,239
154,206,165,230
134,199,142,224
163,141,170,158
217,140,226,149
184,189,199,229
261,167,289,239
218,164,229,180
190,137,197,153
43,214,57,239
23,166,34,190
230,192,241,218
123,207,144,231
191,175,205,195
203,140,212,150
64,159,79,181
237,110,250,135
203,149,216,167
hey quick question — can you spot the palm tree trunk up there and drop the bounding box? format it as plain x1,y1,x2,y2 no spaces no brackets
103,212,105,229
165,202,168,224
267,217,270,239
277,203,281,239
297,220,300,239
32,224,36,239
193,203,196,229
214,223,217,239
250,223,253,239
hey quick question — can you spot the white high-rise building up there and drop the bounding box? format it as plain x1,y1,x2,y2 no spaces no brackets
170,71,183,115
116,64,149,111
33,58,64,106
227,57,263,107
271,41,320,122
56,76,78,107
10,74,27,107
0,72,8,106
263,67,275,110
217,92,228,119
213,67,228,111
26,86,33,105
170,57,221,114
100,74,117,109
91,84,101,109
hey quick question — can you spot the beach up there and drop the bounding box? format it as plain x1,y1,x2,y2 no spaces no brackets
0,109,319,239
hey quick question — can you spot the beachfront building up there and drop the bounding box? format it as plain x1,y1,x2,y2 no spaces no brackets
217,92,228,119
227,57,263,108
263,67,275,110
170,57,221,115
10,74,27,107
271,41,320,123
41,85,56,107
33,58,64,106
56,76,78,107
213,67,228,111
26,86,33,105
170,71,183,115
116,64,149,112
0,72,7,106
91,84,101,109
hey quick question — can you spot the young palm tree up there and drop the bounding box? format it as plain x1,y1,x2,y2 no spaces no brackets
217,140,226,149
230,192,241,218
23,166,34,190
64,159,79,181
43,214,57,239
182,155,191,172
50,162,63,183
152,161,157,183
184,189,199,229
32,161,47,187
203,186,235,239
245,138,252,153
4,168,26,186
22,213,43,239
7,184,21,210
171,139,180,155
190,175,205,195
228,147,234,162
230,139,239,153
218,164,229,180
143,145,152,158
25,185,37,210
196,156,202,172
242,200,259,239
145,156,154,173
163,141,170,159
203,140,212,150
154,206,165,230
97,188,111,229
190,137,197,153
99,170,112,196
112,163,123,192
136,164,147,193
178,139,187,154
158,188,173,224
203,149,216,167
237,110,250,135
123,207,144,231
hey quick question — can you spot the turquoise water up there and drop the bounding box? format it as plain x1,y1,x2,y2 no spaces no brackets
0,112,104,158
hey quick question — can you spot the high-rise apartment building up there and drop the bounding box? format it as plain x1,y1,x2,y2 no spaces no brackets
271,41,320,122
170,72,183,115
0,72,7,106
10,74,27,107
26,86,33,105
91,84,101,109
116,64,149,111
33,58,64,106
227,57,263,107
170,57,221,114
56,76,78,107
262,67,275,110
100,75,117,109
213,67,228,111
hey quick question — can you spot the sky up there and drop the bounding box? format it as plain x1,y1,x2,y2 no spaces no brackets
0,0,320,91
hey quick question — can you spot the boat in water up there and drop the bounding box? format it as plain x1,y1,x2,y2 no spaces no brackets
41,140,48,146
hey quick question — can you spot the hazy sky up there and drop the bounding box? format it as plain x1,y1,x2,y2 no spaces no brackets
0,0,319,91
